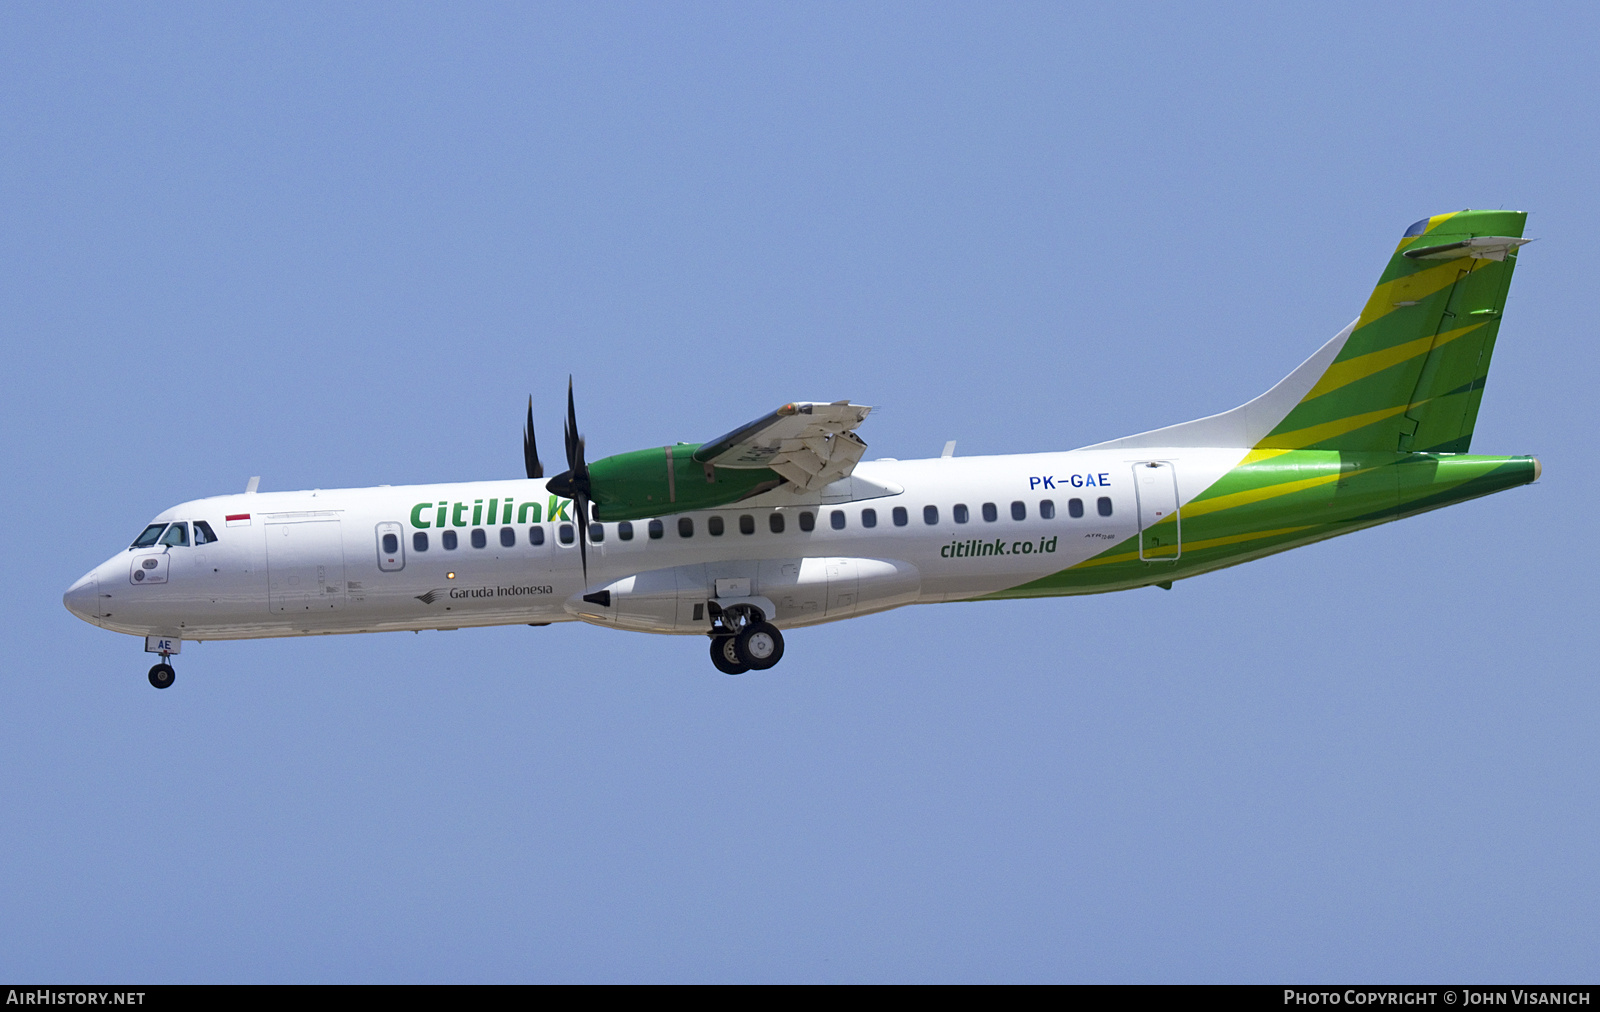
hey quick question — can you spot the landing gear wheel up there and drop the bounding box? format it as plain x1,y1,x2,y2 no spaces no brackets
709,636,749,675
148,663,175,689
735,622,784,671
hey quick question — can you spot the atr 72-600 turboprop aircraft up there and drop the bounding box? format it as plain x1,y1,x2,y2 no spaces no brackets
66,211,1541,688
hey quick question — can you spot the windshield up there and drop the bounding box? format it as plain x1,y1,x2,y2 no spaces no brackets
159,522,190,547
131,523,166,549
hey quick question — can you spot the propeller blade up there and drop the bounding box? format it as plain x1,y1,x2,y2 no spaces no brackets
575,493,589,585
564,377,584,473
551,376,592,585
523,396,543,479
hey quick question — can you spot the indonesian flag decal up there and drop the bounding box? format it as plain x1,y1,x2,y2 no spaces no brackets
226,513,251,527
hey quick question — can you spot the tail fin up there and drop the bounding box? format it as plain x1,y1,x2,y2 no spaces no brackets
1087,210,1529,453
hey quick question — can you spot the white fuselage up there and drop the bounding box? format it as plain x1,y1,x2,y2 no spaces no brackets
64,449,1244,642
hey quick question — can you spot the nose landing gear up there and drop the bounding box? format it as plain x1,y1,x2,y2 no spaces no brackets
148,661,175,689
143,638,180,689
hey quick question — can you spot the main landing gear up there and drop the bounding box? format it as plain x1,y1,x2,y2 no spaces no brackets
148,661,175,689
706,603,785,676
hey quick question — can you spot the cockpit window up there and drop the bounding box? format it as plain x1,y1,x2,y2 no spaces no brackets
1403,217,1431,237
131,524,167,549
193,520,219,545
159,522,190,547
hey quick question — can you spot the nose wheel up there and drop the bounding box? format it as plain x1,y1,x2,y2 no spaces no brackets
148,662,175,689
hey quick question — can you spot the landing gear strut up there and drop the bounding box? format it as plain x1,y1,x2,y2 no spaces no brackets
705,602,785,675
148,660,175,689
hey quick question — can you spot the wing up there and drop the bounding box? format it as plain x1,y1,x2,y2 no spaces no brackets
692,401,873,491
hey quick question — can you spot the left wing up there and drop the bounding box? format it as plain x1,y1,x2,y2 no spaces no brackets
693,401,873,491
576,400,875,521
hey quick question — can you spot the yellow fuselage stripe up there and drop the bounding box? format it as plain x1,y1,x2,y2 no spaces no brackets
1180,466,1378,520
1071,525,1320,570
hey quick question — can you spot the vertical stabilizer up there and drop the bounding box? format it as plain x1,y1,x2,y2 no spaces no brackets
1086,211,1528,453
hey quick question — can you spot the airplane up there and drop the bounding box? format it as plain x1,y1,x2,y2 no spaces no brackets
65,210,1541,688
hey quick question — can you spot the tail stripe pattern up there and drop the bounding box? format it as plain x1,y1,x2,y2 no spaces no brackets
996,211,1537,600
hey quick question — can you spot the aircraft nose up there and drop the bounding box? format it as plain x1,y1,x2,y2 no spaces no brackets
64,571,99,623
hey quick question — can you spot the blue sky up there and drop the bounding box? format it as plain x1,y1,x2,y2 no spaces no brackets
3,2,1596,982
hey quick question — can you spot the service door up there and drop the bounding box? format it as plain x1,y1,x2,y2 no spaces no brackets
266,520,348,613
1133,461,1181,561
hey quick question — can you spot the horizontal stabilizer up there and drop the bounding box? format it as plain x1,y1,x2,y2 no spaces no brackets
1403,236,1530,262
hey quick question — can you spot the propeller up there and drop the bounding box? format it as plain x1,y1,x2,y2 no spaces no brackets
523,396,543,479
544,377,593,585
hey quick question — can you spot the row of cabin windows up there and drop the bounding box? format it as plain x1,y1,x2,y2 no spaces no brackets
405,496,1114,552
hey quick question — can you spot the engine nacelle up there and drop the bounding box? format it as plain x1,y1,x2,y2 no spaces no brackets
566,557,920,634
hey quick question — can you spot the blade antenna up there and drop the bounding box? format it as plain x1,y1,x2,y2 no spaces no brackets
523,396,543,479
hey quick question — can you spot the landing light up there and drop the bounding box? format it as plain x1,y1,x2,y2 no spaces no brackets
447,572,455,580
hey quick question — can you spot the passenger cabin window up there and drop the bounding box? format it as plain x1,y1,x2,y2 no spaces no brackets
798,511,815,532
893,506,908,527
768,513,785,534
590,524,604,543
861,508,877,528
1039,499,1055,520
413,532,429,551
923,505,939,525
619,521,634,541
830,510,846,530
648,519,664,540
442,530,459,550
558,524,574,545
131,524,166,549
708,516,725,536
1011,501,1026,521
193,521,219,545
739,514,755,535
500,526,516,548
1097,496,1114,517
159,522,189,547
528,526,545,546
470,528,487,549
981,503,997,523
954,504,969,524
382,533,399,554
678,517,694,538
1068,498,1084,518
